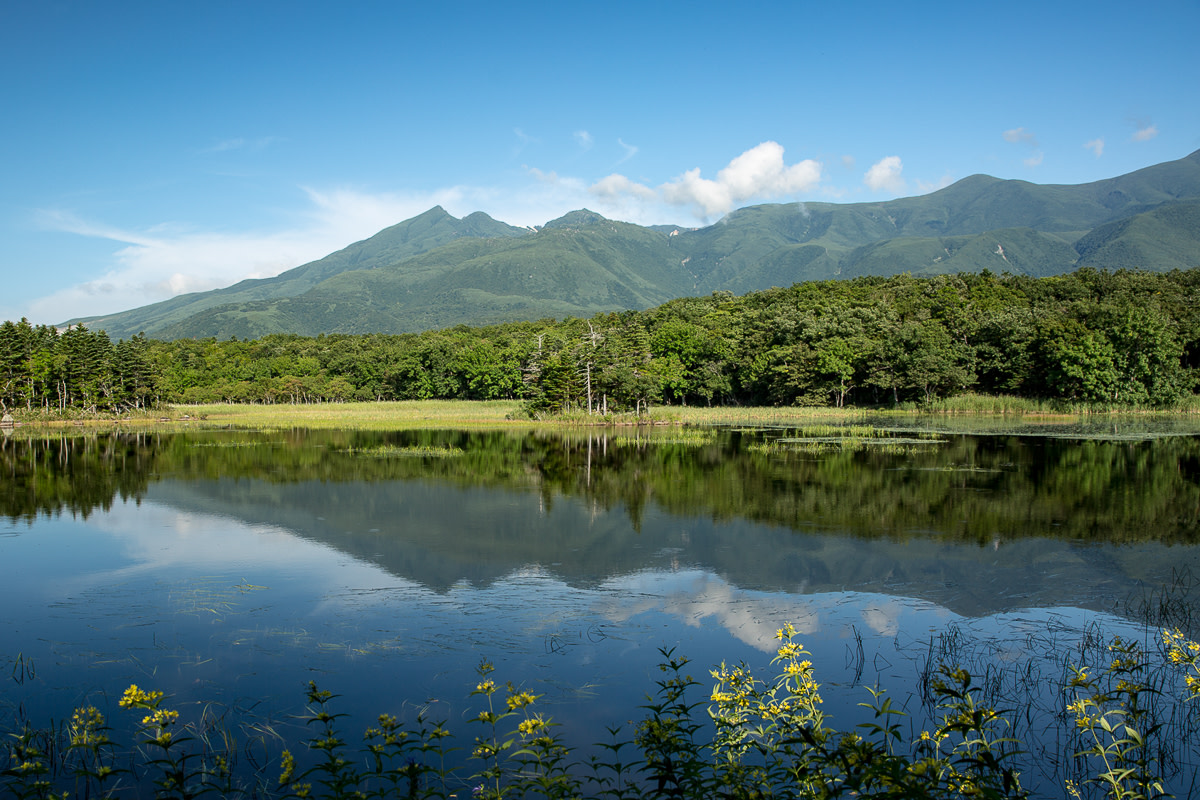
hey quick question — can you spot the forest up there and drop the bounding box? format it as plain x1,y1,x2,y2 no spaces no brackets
3,267,1200,415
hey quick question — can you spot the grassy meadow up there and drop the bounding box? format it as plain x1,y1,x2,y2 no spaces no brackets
124,392,1200,430
7,393,1200,438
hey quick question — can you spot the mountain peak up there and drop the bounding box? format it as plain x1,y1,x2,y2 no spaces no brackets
542,209,610,230
414,205,453,220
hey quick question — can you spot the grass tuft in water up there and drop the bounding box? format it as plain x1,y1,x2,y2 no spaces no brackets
343,444,465,458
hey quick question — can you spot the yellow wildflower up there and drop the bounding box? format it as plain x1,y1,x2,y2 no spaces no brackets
506,691,537,710
142,709,179,728
119,684,163,708
518,717,546,737
279,749,296,785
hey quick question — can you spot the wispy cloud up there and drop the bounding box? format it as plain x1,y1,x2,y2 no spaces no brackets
201,136,278,154
574,130,593,150
915,173,955,194
525,166,560,183
1003,127,1042,168
1002,127,1038,146
511,127,539,158
1133,123,1158,142
1084,138,1105,157
864,156,905,194
616,138,638,164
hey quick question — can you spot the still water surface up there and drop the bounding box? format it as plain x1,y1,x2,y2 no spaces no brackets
3,422,1200,794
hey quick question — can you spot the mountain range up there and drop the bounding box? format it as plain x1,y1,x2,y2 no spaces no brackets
70,149,1200,340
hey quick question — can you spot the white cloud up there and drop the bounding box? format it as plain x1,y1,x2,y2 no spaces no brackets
1133,124,1158,142
1002,127,1038,146
1084,138,1105,157
580,174,659,223
863,156,905,193
657,142,822,219
1024,151,1044,167
574,130,593,149
581,142,821,221
590,174,656,200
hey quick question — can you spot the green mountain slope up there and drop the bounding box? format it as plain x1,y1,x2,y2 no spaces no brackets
675,149,1200,290
68,150,1200,339
157,211,692,339
70,206,528,339
1073,200,1200,270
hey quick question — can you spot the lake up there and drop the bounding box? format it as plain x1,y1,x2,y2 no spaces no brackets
3,420,1200,796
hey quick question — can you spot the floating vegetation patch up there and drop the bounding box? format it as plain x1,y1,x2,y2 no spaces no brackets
186,439,278,448
776,436,943,447
169,577,267,622
750,427,946,455
910,465,1004,473
796,424,880,438
610,430,717,447
863,414,1200,441
343,444,464,458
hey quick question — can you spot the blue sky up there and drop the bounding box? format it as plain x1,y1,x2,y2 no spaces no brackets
2,0,1197,326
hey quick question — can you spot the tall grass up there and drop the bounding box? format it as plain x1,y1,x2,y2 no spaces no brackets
927,393,1200,416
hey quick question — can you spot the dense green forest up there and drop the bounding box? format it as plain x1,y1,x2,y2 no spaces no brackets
5,268,1200,414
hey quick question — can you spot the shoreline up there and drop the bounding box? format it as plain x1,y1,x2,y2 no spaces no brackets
5,396,1200,437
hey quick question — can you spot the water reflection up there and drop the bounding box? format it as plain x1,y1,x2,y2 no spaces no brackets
136,472,1200,619
2,426,1200,796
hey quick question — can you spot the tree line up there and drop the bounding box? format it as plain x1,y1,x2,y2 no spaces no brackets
3,267,1200,414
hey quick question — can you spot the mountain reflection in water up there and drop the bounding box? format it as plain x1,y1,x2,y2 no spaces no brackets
2,425,1199,796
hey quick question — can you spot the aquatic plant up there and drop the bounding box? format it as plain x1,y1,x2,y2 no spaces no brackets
4,628,1200,799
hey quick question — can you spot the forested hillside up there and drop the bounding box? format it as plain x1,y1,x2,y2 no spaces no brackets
66,150,1200,341
6,268,1200,414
